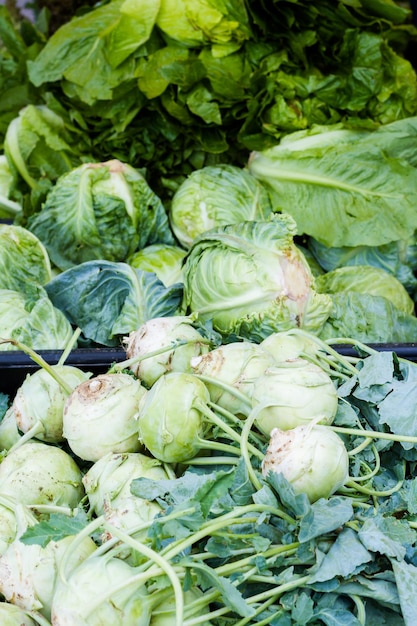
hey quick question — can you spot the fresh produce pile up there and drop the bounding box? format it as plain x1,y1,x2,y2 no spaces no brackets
1,324,417,624
2,1,417,624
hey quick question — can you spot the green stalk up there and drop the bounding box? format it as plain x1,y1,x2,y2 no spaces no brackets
160,504,297,562
195,399,264,461
102,522,184,626
0,338,73,395
195,373,252,413
330,424,417,445
110,338,212,373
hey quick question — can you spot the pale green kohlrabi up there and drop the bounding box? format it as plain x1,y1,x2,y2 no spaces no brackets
0,533,96,620
262,423,349,503
82,452,169,547
63,373,147,462
7,365,92,444
27,159,175,272
50,553,152,626
250,358,339,436
156,0,252,53
138,372,212,463
121,315,212,388
169,164,273,248
0,223,52,292
128,243,186,286
0,601,38,625
0,441,84,508
190,340,276,416
150,588,213,626
0,285,74,352
181,215,333,342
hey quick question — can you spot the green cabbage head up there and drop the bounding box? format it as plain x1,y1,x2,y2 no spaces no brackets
181,215,332,342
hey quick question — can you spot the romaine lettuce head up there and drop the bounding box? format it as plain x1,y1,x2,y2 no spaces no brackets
0,223,52,292
0,285,74,351
169,164,273,248
315,265,415,315
27,159,175,271
181,214,333,342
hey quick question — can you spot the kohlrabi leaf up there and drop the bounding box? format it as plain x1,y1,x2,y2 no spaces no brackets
45,260,183,346
19,511,90,547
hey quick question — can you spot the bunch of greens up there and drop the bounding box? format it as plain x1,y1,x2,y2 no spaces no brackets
1,0,416,214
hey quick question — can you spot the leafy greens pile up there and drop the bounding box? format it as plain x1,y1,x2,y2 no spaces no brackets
1,0,417,211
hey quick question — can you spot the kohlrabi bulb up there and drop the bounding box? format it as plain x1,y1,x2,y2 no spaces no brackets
190,340,275,416
0,601,38,625
51,554,151,626
0,441,84,508
123,316,211,388
262,424,349,503
138,372,210,463
251,358,339,435
9,365,91,443
260,330,319,362
63,373,147,462
0,534,96,620
151,588,213,626
82,451,169,516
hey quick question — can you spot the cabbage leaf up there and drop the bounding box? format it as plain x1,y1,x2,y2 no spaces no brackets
45,261,183,346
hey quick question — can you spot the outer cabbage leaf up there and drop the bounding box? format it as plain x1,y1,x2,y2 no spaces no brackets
0,223,52,291
181,215,332,342
128,243,186,286
248,118,417,248
169,163,273,248
318,292,417,343
308,236,417,298
315,265,415,316
0,285,74,351
45,261,183,346
27,160,175,271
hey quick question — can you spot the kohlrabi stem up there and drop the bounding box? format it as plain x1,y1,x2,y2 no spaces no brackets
102,522,184,626
58,515,105,584
329,424,417,445
344,475,404,498
110,338,211,373
208,400,267,448
0,338,73,395
351,594,366,625
285,328,359,376
6,420,45,453
194,399,264,461
185,455,239,466
348,445,381,482
27,611,53,626
240,404,264,490
58,326,82,366
195,373,252,412
160,504,297,563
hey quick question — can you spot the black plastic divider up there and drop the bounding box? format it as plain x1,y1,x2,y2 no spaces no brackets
2,343,417,396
